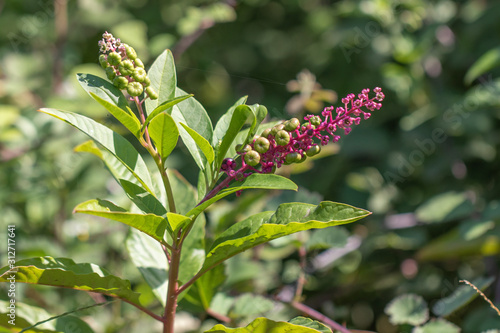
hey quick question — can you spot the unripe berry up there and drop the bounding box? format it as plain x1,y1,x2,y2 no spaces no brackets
306,144,321,157
145,87,158,100
270,124,285,137
99,54,109,69
254,137,270,154
236,144,252,153
284,118,300,131
244,150,261,166
124,45,137,60
113,76,129,90
261,128,272,138
134,58,144,68
127,81,144,96
285,152,301,164
143,77,151,87
132,67,147,82
275,130,290,146
119,60,135,76
108,52,122,66
310,116,321,126
105,67,117,81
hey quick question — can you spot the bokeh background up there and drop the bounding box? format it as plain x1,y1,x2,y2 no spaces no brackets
1,0,500,332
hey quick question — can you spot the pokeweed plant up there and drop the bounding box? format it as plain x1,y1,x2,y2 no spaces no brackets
0,33,385,333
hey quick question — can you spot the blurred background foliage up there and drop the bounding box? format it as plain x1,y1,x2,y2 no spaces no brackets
1,0,500,332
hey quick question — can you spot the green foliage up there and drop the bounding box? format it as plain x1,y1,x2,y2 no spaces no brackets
385,294,429,326
205,317,327,333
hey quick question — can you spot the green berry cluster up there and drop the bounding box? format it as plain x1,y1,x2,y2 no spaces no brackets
98,32,158,99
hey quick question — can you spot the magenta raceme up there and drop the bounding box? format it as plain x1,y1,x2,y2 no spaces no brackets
221,87,385,180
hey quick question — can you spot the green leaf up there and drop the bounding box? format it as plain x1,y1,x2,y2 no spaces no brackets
242,104,268,148
167,212,191,234
76,73,128,110
230,293,274,318
205,317,325,333
413,319,460,333
415,191,474,224
89,92,141,138
172,88,213,170
385,294,428,326
216,104,255,168
126,228,168,306
119,179,167,216
149,112,179,163
182,263,226,311
201,201,370,274
180,122,215,164
465,47,500,85
145,49,176,113
0,300,58,332
432,276,495,317
143,94,193,129
288,317,332,333
0,257,142,307
212,96,248,147
40,108,155,195
74,199,167,243
187,173,297,218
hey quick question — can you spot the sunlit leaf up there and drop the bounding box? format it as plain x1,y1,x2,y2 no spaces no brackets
145,49,176,114
288,317,332,333
149,112,179,163
205,317,326,333
180,122,215,164
76,73,128,110
385,294,428,326
464,47,500,85
413,319,460,333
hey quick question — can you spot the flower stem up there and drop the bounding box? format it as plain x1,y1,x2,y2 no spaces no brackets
163,243,182,333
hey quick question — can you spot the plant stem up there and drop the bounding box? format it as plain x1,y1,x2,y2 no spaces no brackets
163,244,182,333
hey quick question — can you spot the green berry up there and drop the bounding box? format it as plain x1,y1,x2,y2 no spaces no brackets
113,76,129,90
285,152,301,164
270,124,285,137
275,130,290,146
119,60,135,76
145,86,158,100
261,128,272,138
124,45,137,60
254,137,270,154
310,116,322,127
99,54,109,69
284,118,300,131
134,58,144,68
132,67,147,82
244,150,261,166
143,77,151,87
296,154,306,163
127,81,143,96
105,67,117,80
107,52,122,66
236,144,252,153
306,144,321,157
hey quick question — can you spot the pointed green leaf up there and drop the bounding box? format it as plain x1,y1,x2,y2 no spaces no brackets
172,88,213,170
149,112,179,162
288,317,332,333
76,73,128,110
145,49,176,113
465,47,500,85
89,92,141,138
0,257,142,307
205,317,325,333
213,96,248,147
40,108,155,195
415,191,474,224
167,212,191,234
74,199,167,243
179,122,215,164
231,293,274,318
187,173,297,219
216,104,255,167
143,94,193,128
413,319,460,333
432,276,495,317
126,228,168,306
385,294,428,326
201,201,370,274
119,179,168,216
